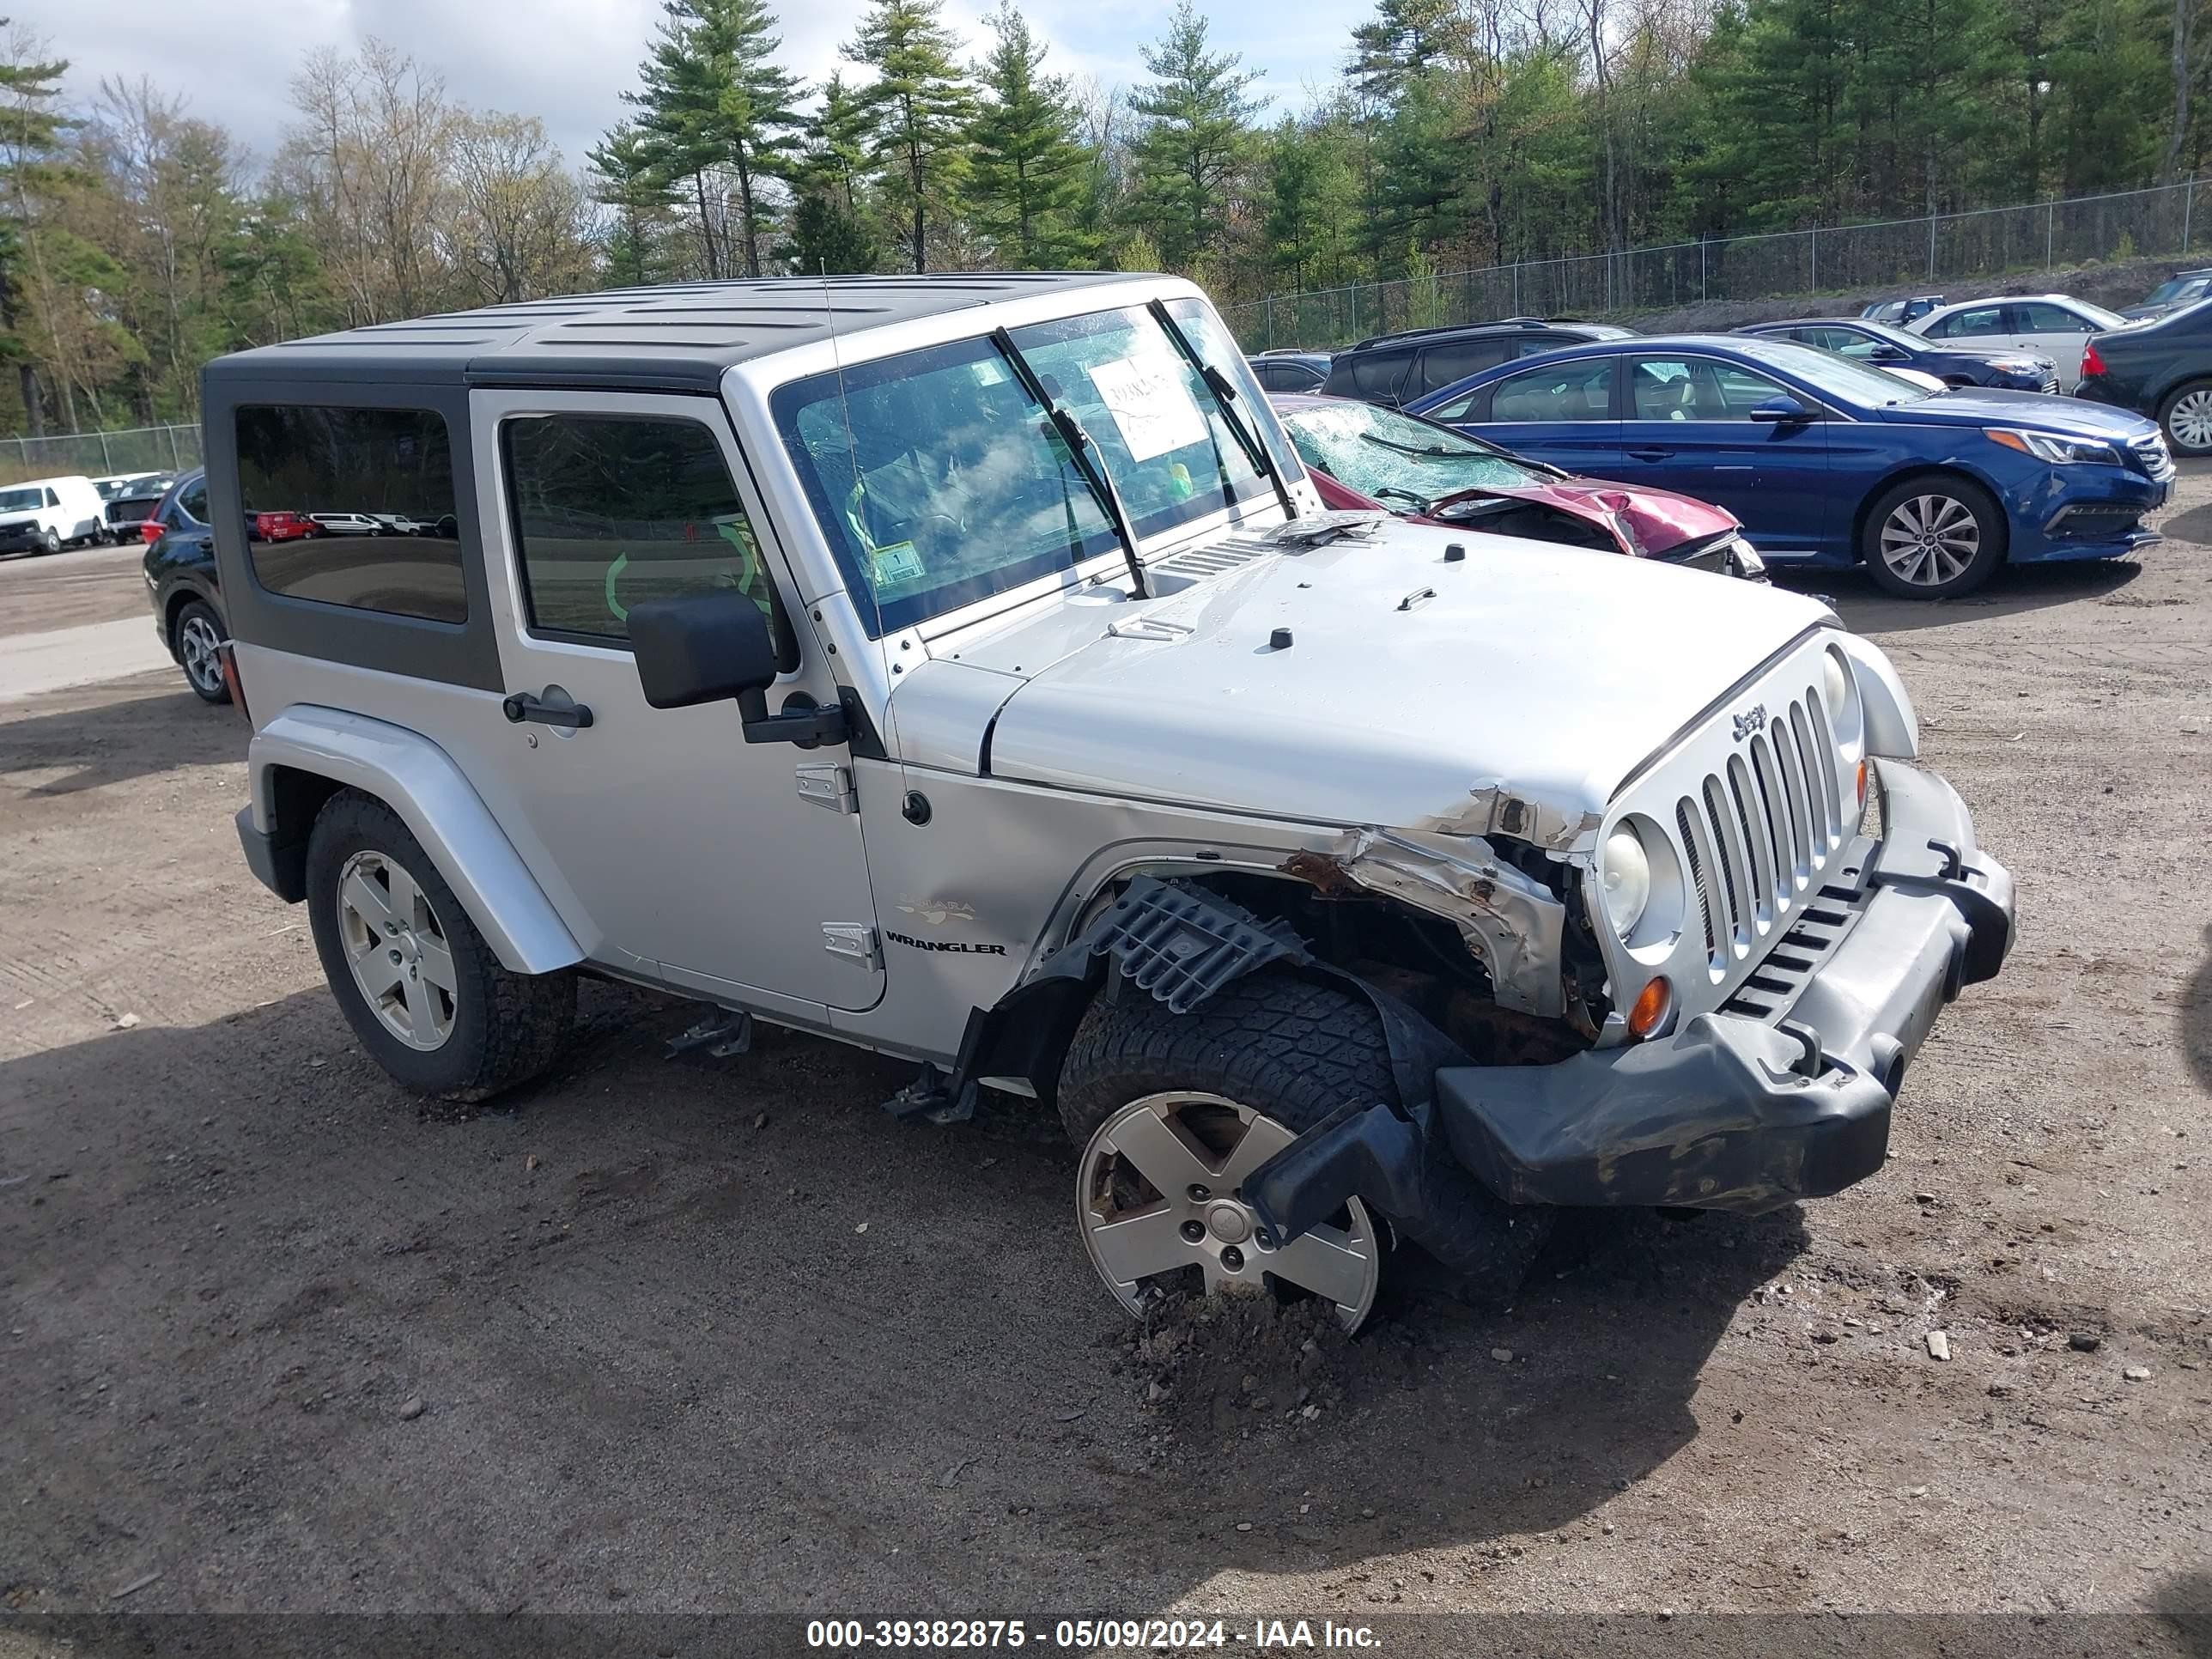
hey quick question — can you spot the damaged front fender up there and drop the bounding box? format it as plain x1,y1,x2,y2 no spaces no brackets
1282,827,1569,1017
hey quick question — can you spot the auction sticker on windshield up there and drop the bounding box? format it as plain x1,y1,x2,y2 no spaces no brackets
1087,354,1207,462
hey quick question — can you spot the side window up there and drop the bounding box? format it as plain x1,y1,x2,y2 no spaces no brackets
1929,306,2003,339
1420,385,1486,422
1347,352,1408,401
179,477,208,523
1490,358,1614,422
44,488,58,507
2014,301,2088,333
1413,338,1506,395
502,413,775,647
236,405,465,623
1628,357,1786,421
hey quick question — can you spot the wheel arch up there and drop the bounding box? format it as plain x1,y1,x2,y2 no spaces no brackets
162,582,219,646
1849,463,2011,568
246,706,583,975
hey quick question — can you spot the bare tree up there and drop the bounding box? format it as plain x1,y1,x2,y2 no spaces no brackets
446,112,596,306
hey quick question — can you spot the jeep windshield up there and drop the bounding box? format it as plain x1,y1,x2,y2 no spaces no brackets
774,301,1280,636
1277,400,1553,513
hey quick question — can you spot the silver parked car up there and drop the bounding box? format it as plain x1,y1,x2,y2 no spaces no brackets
204,274,2016,1332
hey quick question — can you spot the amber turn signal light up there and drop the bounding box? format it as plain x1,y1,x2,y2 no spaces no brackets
1856,757,1869,810
1628,975,1673,1040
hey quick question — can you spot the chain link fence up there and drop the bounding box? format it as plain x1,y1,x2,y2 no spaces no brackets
0,422,202,487
1227,179,2209,350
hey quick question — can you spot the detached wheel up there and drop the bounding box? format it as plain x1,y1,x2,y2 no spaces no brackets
1059,972,1549,1331
305,790,573,1101
1862,474,2004,599
2160,380,2212,456
172,600,230,704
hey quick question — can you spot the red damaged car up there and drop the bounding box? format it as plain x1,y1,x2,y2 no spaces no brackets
1269,392,1765,580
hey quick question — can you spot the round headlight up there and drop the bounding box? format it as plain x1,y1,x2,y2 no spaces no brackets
1601,823,1651,937
1821,650,1852,718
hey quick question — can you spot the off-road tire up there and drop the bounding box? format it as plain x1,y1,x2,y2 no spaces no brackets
305,789,574,1102
1058,972,1552,1304
1860,473,2005,599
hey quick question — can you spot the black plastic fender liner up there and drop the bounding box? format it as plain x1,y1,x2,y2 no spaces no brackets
951,876,1516,1269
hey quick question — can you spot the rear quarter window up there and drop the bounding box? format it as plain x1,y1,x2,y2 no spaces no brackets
234,405,465,623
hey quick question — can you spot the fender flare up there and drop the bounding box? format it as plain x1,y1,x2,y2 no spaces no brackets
246,705,583,975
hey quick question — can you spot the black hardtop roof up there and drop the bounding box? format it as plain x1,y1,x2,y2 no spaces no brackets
203,271,1142,393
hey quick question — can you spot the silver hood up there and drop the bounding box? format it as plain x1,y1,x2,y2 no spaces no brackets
927,520,1836,843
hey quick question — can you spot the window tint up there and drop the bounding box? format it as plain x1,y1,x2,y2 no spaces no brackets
1346,352,1408,399
2014,301,2088,332
1489,358,1614,422
178,477,208,523
236,406,464,623
1929,306,2004,339
503,414,775,646
1413,338,1507,394
1628,356,1790,421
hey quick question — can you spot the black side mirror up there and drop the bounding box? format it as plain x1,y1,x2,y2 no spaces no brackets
1869,344,1908,362
629,590,846,747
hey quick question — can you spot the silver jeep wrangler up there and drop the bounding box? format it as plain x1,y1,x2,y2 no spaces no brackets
207,273,2015,1328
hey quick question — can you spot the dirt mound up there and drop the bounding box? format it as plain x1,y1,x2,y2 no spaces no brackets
1119,1289,1371,1443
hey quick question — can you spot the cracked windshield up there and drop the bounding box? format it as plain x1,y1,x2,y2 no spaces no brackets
777,303,1272,635
1279,399,1545,514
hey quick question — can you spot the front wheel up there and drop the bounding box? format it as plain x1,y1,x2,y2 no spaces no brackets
1861,474,2005,599
37,527,59,556
2160,380,2212,456
305,790,574,1101
1058,973,1549,1331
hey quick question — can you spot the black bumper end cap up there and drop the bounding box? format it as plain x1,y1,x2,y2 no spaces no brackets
1243,1100,1425,1249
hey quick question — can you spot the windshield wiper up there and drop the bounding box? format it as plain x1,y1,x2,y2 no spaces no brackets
1358,431,1484,463
989,326,1149,599
1372,486,1432,512
1146,298,1298,521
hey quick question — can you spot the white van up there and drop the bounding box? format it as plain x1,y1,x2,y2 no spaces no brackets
0,474,108,555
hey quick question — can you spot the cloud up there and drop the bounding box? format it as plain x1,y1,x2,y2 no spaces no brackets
48,0,1358,173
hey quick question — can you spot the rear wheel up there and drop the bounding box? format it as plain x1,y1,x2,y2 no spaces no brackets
1058,973,1550,1331
305,790,574,1101
2159,380,2212,456
1861,474,2005,599
172,600,230,703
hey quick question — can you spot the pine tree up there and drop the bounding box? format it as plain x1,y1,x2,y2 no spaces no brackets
588,121,678,285
968,3,1092,268
1127,1,1262,270
0,33,77,433
626,0,802,279
844,0,975,273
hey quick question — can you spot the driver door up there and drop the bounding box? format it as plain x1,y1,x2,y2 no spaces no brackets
463,387,883,1014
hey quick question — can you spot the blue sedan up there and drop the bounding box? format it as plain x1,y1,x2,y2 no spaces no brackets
1406,334,2171,598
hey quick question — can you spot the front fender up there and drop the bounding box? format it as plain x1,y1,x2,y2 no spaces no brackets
1832,632,1919,758
246,706,582,975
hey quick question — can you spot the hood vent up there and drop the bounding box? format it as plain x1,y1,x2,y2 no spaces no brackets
1152,539,1272,580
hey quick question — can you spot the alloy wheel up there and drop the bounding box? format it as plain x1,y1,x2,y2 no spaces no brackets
334,850,459,1051
2168,388,2212,453
178,613,225,696
1077,1091,1381,1332
1877,492,1981,588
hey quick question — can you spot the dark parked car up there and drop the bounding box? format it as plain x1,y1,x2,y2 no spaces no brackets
2119,268,2212,322
1320,317,1633,410
1736,317,2058,392
2076,300,2212,455
1407,333,2171,599
95,471,174,538
140,467,231,703
1267,392,1763,579
1861,294,1946,325
1245,349,1332,392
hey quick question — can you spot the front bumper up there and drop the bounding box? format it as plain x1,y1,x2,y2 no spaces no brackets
1247,762,2014,1234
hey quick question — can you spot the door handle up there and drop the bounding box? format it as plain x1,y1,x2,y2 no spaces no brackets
1626,447,1672,462
502,692,594,729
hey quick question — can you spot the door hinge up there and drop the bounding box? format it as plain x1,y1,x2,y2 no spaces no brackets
796,760,857,814
823,922,880,970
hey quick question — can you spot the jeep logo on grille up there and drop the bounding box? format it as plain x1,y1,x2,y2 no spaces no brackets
1731,702,1768,742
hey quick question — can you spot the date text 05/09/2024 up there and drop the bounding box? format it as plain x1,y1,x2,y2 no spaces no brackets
804,1619,1383,1650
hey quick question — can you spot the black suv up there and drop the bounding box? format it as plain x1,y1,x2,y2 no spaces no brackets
140,467,232,703
1320,318,1633,408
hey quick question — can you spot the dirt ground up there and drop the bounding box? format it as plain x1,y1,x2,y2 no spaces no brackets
2,486,2209,1638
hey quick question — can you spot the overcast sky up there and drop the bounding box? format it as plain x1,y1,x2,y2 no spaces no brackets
43,0,1361,173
